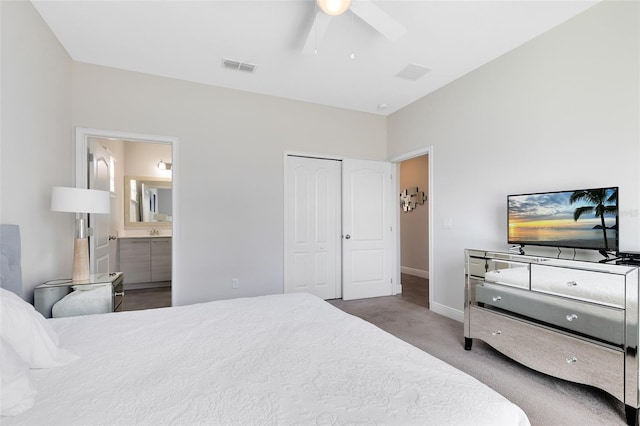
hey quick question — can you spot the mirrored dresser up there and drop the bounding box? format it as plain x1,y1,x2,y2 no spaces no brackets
464,249,640,425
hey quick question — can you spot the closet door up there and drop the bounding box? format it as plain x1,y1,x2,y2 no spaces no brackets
342,158,395,300
284,156,341,299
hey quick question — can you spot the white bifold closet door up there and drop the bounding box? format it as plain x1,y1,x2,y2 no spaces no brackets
284,156,395,301
284,156,342,299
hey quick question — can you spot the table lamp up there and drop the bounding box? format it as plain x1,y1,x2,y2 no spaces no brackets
51,187,110,282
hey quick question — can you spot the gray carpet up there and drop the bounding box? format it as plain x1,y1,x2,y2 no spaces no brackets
329,295,627,426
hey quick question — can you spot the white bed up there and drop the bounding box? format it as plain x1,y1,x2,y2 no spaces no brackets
1,224,528,425
2,291,530,425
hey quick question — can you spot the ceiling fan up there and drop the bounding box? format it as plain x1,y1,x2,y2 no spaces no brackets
302,0,407,55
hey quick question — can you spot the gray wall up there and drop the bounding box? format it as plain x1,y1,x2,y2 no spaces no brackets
70,64,387,305
1,1,386,303
1,1,74,301
388,0,640,319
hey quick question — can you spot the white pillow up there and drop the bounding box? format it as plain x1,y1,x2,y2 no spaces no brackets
0,288,78,368
1,337,37,416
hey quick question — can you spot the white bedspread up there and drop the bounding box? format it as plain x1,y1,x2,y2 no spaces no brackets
7,293,529,426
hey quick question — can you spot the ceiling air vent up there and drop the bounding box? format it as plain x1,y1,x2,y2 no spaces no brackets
222,58,256,73
395,63,430,81
238,63,256,73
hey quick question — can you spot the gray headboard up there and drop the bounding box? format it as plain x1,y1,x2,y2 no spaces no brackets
0,224,23,298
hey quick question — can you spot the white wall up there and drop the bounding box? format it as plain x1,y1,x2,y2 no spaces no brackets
399,155,429,275
387,0,640,320
71,63,387,305
0,1,73,301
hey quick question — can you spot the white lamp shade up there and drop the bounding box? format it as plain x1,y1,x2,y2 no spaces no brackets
317,0,351,16
51,187,110,214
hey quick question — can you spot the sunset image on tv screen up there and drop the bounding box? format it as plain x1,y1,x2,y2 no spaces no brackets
508,187,618,250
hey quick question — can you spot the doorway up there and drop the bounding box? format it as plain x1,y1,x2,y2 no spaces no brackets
75,127,178,306
398,155,429,308
390,146,433,309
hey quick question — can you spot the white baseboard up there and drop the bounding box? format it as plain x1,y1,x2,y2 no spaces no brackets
401,266,429,279
430,302,464,323
394,283,402,295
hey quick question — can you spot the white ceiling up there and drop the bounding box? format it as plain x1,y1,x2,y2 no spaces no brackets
32,0,599,116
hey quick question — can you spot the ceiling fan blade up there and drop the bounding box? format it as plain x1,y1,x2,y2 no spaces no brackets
349,0,406,41
302,10,333,55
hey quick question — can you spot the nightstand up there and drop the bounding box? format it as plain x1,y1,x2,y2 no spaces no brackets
34,272,124,318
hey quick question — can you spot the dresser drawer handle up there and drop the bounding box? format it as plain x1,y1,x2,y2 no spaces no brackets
114,292,125,297
566,357,578,364
492,296,502,302
566,281,578,287
566,314,578,322
491,330,502,336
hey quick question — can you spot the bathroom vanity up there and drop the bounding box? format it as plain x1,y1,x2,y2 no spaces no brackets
119,237,171,289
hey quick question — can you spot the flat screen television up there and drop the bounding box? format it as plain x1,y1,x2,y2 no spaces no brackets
508,186,618,255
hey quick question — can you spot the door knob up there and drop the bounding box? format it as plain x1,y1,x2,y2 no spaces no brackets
108,235,117,241
345,234,351,239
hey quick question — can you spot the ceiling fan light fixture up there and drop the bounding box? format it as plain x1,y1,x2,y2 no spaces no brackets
317,0,352,16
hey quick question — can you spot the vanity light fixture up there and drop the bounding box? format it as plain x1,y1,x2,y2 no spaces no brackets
157,160,172,171
51,187,110,282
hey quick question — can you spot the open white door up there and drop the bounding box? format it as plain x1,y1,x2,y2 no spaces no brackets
284,156,341,299
342,159,395,300
88,141,112,274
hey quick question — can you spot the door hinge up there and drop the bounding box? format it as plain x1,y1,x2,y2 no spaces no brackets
88,153,94,163
390,226,393,232
87,227,94,237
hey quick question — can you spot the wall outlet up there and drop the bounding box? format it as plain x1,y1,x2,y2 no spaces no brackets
232,278,239,289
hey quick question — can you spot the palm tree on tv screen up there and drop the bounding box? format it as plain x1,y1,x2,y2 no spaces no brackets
569,188,618,251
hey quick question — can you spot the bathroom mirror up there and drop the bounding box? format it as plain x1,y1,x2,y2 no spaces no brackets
124,176,172,228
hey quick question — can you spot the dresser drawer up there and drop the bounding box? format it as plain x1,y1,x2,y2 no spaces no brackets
476,282,625,345
467,256,486,278
531,264,625,307
470,306,624,401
